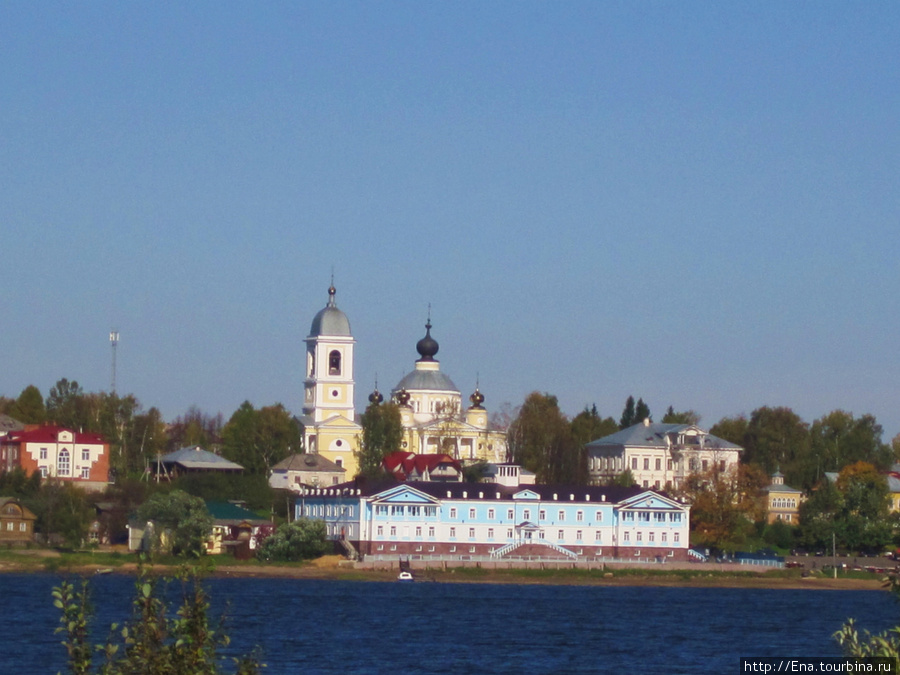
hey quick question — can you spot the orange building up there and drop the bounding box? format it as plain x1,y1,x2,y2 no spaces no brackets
1,426,109,492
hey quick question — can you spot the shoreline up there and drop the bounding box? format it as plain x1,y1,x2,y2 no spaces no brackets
0,557,886,591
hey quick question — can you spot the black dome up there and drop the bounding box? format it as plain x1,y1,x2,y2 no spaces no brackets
416,320,439,361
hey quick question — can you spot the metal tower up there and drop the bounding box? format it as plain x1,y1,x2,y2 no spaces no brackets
109,330,119,394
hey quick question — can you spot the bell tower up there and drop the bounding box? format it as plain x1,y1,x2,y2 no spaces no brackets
301,284,360,474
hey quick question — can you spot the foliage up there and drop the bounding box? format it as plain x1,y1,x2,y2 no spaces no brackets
619,396,635,429
508,392,586,484
53,565,262,674
570,404,617,446
709,415,749,448
0,466,41,497
172,473,274,512
835,577,900,669
136,490,214,557
256,518,327,562
662,407,700,426
678,464,768,552
809,411,892,482
607,469,636,488
46,378,87,429
11,384,46,424
743,407,810,487
799,462,892,554
221,401,301,475
29,482,94,548
357,400,403,478
761,519,796,550
167,407,224,453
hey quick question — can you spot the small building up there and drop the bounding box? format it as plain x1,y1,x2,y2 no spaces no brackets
585,419,742,490
763,472,803,524
0,496,37,545
381,451,463,482
0,425,110,492
269,453,346,490
154,446,244,479
204,502,271,557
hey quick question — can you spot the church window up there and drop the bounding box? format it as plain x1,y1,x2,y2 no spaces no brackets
328,350,341,375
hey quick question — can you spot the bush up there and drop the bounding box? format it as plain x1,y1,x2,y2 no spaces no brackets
256,518,327,562
53,565,262,674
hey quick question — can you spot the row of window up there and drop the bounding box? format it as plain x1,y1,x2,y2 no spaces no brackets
371,525,681,545
771,498,798,509
621,511,681,524
3,522,28,532
37,448,92,461
303,504,355,518
592,455,729,474
38,466,92,479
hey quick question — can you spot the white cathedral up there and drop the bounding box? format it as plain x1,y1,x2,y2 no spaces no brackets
299,285,507,477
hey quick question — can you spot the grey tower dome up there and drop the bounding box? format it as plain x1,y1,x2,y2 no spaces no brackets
309,285,351,337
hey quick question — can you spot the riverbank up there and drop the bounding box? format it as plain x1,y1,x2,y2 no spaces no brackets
0,550,888,590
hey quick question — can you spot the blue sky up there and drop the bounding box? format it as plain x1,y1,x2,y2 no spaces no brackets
3,2,899,439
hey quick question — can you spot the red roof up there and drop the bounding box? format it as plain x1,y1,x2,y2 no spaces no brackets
381,451,461,480
3,425,107,445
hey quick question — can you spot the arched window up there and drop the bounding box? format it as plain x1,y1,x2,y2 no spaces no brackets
328,350,341,375
58,449,71,476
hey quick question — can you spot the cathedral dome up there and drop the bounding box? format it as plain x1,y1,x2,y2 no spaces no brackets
309,286,351,337
394,368,459,394
415,320,439,361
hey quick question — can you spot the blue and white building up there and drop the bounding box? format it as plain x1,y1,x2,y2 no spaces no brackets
296,465,691,562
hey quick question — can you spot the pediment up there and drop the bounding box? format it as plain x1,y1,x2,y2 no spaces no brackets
512,490,540,500
619,491,684,511
372,485,439,505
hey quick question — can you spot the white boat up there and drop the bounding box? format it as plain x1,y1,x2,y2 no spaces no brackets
397,571,414,582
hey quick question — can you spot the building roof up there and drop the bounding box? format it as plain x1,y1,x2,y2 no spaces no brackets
158,446,244,471
271,453,345,473
0,496,37,520
309,286,351,337
317,477,666,505
205,501,268,524
585,422,742,451
2,425,107,445
0,415,24,434
381,452,461,480
393,368,459,394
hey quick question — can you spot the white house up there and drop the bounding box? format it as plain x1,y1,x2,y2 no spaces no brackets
585,419,742,490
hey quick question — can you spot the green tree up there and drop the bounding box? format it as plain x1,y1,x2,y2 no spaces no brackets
570,404,618,446
136,490,213,557
167,407,224,452
798,478,843,551
608,468,636,487
835,461,892,553
357,400,403,478
31,482,93,548
810,411,892,479
53,566,262,675
743,407,810,486
709,415,749,448
634,398,651,425
46,378,88,429
662,406,700,425
221,402,299,475
10,384,46,424
508,392,585,484
256,518,327,562
619,396,636,429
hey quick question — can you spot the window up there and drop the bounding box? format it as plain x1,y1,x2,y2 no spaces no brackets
539,509,546,521
391,505,404,516
576,530,582,541
576,510,584,522
449,527,456,538
326,505,332,517
623,531,630,542
81,468,90,479
558,510,565,522
389,545,397,551
643,458,649,470
595,531,602,542
82,449,90,461
425,506,437,517
40,447,47,460
377,526,383,536
636,532,643,542
488,528,494,538
654,480,660,490
449,508,457,518
469,547,476,553
487,508,495,519
631,458,638,470
328,350,341,375
469,508,476,519
58,450,70,476
450,546,456,553
507,509,514,520
415,527,422,537
623,512,634,522
507,528,513,538
557,529,564,540
674,533,680,543
19,523,26,532
669,513,682,523
649,532,655,543
428,527,435,537
408,505,420,517
376,505,388,515
655,512,666,523
661,532,667,543
468,528,475,539
377,545,384,551
638,512,650,522
667,459,673,470
523,509,530,521
595,510,603,522
655,458,661,471
5,522,12,531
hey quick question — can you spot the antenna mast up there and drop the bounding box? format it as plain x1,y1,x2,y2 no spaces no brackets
109,330,119,394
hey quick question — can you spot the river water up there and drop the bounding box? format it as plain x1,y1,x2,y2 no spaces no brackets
1,574,895,674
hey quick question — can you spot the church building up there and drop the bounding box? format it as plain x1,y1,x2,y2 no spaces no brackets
299,285,506,478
